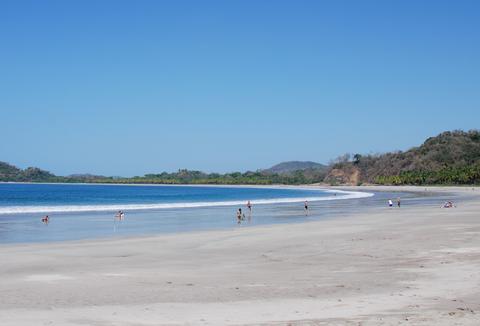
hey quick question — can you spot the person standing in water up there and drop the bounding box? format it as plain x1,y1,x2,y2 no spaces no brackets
388,199,393,208
237,208,243,224
246,201,252,222
397,197,401,208
304,200,309,216
41,215,49,224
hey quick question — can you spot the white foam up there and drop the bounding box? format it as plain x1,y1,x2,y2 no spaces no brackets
0,188,373,215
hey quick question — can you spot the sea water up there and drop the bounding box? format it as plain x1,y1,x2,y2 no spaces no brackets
0,183,369,214
0,183,447,244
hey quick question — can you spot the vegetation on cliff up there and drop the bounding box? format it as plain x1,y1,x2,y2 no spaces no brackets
3,130,479,185
0,163,57,182
0,164,326,185
326,130,480,185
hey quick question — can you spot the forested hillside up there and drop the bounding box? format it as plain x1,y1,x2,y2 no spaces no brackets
0,163,325,185
326,130,480,185
0,162,57,182
3,130,480,185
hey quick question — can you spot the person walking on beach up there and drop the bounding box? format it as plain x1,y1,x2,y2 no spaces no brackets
397,197,401,208
388,199,393,208
304,200,309,216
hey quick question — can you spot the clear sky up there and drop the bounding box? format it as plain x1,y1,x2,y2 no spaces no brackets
1,1,479,176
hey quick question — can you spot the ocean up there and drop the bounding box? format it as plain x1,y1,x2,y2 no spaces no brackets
0,183,382,244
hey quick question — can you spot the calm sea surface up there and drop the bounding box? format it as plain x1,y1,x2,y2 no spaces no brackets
0,183,453,244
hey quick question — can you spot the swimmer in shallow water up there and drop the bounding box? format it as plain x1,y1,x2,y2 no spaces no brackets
442,201,456,208
237,208,244,224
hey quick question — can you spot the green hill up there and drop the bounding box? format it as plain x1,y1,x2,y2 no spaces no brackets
0,161,22,181
0,162,57,182
326,130,480,185
3,130,480,185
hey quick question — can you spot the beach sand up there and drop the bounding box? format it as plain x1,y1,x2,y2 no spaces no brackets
1,186,479,325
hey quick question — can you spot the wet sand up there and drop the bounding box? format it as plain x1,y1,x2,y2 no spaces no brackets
1,186,479,325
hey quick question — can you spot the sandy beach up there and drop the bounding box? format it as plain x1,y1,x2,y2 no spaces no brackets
1,186,479,325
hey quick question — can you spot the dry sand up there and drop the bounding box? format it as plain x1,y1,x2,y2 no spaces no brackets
1,186,479,325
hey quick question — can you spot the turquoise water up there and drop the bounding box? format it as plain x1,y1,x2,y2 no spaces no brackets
0,183,378,244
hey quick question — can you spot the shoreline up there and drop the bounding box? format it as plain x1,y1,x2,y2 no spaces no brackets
2,180,479,187
0,184,373,215
0,186,462,248
1,186,479,325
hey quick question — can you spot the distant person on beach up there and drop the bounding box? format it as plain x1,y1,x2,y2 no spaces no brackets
115,211,124,220
443,201,456,208
397,197,401,208
388,199,393,208
237,208,243,224
304,200,309,216
247,200,252,213
41,215,49,224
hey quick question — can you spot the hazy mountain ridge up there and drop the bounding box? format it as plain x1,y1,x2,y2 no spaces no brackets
67,174,107,180
263,161,327,175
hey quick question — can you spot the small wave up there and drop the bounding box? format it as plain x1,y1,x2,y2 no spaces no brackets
0,189,373,215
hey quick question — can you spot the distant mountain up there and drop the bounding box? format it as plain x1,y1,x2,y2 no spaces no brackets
264,161,328,175
68,173,107,180
325,130,480,185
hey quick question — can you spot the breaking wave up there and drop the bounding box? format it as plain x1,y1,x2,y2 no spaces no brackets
0,189,373,215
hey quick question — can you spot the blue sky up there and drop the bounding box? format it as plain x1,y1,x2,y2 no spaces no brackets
1,1,479,176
